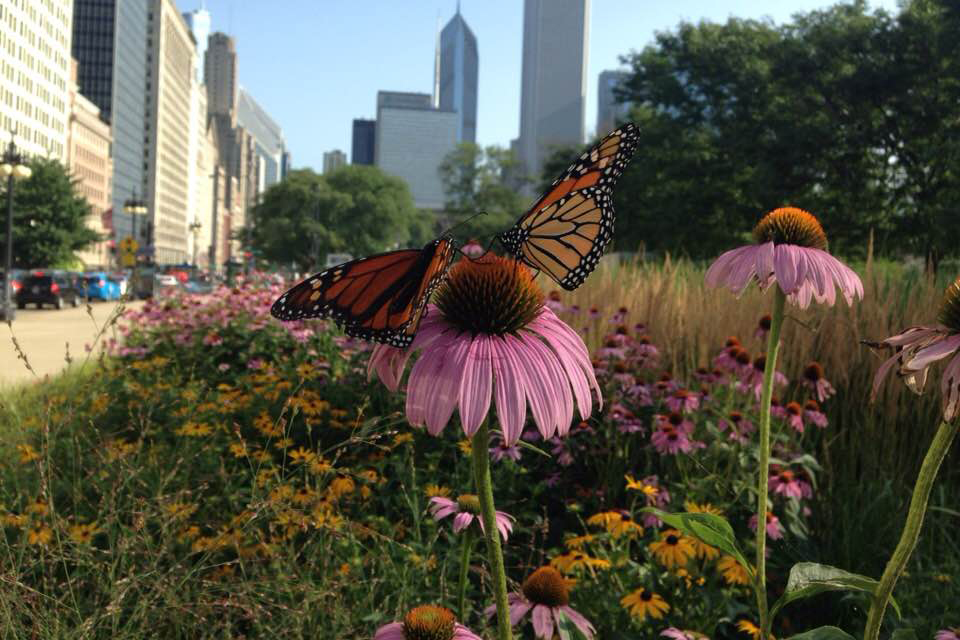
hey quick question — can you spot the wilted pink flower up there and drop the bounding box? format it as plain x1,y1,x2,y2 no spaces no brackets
718,410,755,443
802,361,835,402
783,401,806,433
754,313,772,341
490,436,522,463
485,566,595,640
739,355,788,400
870,278,960,422
666,389,700,413
749,511,785,540
461,239,485,258
374,605,481,640
429,495,514,542
611,306,629,324
597,337,628,360
705,207,863,309
549,437,575,467
769,467,813,500
803,399,828,428
651,414,700,455
368,256,600,445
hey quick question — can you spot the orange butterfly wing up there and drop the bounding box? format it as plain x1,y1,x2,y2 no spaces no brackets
271,238,456,348
499,123,639,290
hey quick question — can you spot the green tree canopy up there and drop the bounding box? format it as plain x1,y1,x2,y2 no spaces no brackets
250,165,433,271
439,143,527,242
5,157,101,268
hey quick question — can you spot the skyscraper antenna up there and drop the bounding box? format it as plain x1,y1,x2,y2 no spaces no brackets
456,0,461,15
433,13,441,109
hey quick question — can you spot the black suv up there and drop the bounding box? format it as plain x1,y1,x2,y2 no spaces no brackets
16,272,82,309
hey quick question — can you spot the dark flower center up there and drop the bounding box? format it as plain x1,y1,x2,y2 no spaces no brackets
456,494,481,515
615,325,629,335
549,290,562,302
757,314,772,331
672,389,691,400
938,277,960,333
666,535,679,545
752,207,828,250
604,338,619,348
804,399,820,412
753,356,766,372
735,349,751,366
668,412,684,427
729,411,743,423
640,589,653,602
402,605,456,640
779,470,795,482
726,336,741,348
786,402,802,416
521,566,569,607
435,255,544,336
803,362,824,382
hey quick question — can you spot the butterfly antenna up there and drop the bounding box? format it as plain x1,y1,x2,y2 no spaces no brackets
442,210,488,238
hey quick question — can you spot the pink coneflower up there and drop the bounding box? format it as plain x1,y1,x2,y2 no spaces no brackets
802,361,835,402
549,437,575,467
651,413,702,455
374,605,482,640
784,401,806,433
754,314,772,341
661,628,708,640
666,389,700,413
803,399,828,428
654,372,678,395
485,566,595,640
635,335,660,360
545,290,565,312
870,277,960,422
490,436,522,463
429,495,514,541
629,382,654,406
935,628,960,640
740,355,788,400
598,337,628,360
719,410,755,442
368,255,600,444
749,511,785,540
768,467,812,500
588,306,601,320
705,207,863,309
461,239,485,258
612,306,629,324
610,362,636,388
769,396,788,419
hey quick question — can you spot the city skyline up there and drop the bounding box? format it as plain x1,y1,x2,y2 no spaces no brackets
178,0,899,172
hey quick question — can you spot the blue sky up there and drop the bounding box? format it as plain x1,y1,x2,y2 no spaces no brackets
180,1,899,171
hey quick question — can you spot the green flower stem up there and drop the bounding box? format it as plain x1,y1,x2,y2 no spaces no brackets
864,419,958,640
457,528,475,624
757,288,786,639
471,422,513,640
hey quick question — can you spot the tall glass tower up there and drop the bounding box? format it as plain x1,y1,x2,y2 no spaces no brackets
438,5,478,144
72,0,150,241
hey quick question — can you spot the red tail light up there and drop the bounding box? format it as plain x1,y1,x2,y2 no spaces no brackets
33,270,45,276
50,282,60,294
11,281,21,291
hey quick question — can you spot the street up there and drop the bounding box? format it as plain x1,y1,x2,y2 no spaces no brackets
0,300,143,386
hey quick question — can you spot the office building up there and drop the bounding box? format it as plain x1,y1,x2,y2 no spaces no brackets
238,87,288,194
72,0,149,242
323,150,346,174
352,118,375,165
517,0,589,188
67,60,113,269
1,0,73,160
597,70,631,135
145,0,197,265
182,7,211,82
438,6,478,144
375,91,457,211
205,31,237,124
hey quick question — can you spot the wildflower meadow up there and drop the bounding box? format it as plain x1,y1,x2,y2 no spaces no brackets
1,211,959,639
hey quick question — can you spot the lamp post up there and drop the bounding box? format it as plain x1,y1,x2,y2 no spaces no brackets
189,219,202,268
123,189,147,259
1,132,32,323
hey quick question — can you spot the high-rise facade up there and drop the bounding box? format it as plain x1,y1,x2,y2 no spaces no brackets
145,0,197,265
322,150,346,174
68,60,113,269
205,32,237,123
1,0,73,160
182,7,210,81
517,0,589,188
238,88,288,194
351,119,375,166
375,91,457,211
72,0,149,242
597,70,631,136
438,7,478,144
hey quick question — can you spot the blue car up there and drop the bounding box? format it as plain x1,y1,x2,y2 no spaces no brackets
80,272,120,301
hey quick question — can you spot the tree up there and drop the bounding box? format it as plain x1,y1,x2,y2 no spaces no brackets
250,166,431,271
4,157,101,268
439,143,526,242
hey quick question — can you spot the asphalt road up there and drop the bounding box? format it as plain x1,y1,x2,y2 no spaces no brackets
0,299,143,387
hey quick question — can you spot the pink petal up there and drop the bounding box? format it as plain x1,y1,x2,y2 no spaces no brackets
531,605,554,639
882,325,944,347
773,244,802,293
453,624,483,640
519,331,574,436
871,351,901,403
509,599,532,626
425,336,471,434
367,345,410,391
453,512,474,533
503,333,560,439
941,352,960,422
406,334,452,428
459,336,493,437
559,606,596,638
374,622,405,640
529,309,600,417
490,338,527,445
905,334,960,371
706,245,763,295
495,510,515,541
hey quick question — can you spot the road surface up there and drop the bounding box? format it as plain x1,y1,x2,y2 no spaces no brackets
0,300,143,387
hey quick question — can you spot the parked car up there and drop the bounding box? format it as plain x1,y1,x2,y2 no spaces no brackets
110,273,129,297
16,272,82,309
79,271,120,301
183,279,214,295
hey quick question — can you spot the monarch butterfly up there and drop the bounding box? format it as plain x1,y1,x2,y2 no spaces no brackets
270,237,457,348
498,123,639,290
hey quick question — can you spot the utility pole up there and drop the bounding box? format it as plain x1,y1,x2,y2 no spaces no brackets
209,169,219,275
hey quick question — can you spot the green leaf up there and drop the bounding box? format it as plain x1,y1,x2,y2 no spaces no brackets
555,610,591,640
640,507,753,580
770,562,900,622
786,626,856,640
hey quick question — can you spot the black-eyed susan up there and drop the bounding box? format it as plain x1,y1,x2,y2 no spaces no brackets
550,550,611,573
736,619,763,640
649,529,695,568
563,533,596,550
287,446,317,465
69,523,99,544
620,587,670,621
718,554,751,585
28,525,52,546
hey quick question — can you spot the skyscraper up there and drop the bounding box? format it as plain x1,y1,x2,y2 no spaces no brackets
438,5,478,144
205,32,238,124
323,150,347,174
238,88,289,192
596,70,631,136
182,7,211,82
517,0,589,189
72,0,149,242
352,119,376,166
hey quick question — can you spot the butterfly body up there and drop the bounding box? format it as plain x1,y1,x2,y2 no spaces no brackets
498,123,639,290
271,237,456,348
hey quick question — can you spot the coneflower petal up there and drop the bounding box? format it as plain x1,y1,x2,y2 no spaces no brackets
532,604,554,639
491,338,526,445
905,334,960,371
459,337,492,437
940,352,960,422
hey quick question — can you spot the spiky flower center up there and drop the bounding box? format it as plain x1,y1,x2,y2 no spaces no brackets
734,349,751,366
757,314,772,331
786,401,802,416
752,356,766,373
521,566,569,607
456,494,481,515
729,411,743,424
804,399,820,412
639,589,653,602
435,254,545,336
803,362,825,382
753,207,828,250
938,277,960,333
666,534,679,545
402,605,456,640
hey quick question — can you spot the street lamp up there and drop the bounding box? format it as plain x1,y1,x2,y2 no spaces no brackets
1,131,32,323
123,189,147,261
189,219,202,268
